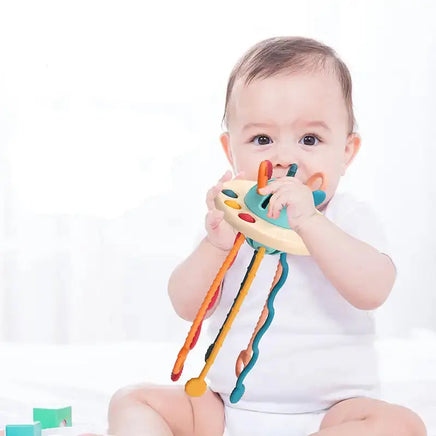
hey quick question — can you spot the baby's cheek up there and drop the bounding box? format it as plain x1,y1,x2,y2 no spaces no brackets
237,164,258,180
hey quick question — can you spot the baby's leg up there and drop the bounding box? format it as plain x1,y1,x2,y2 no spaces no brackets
108,383,225,436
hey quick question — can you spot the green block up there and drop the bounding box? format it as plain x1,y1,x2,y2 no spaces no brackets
32,406,72,429
5,422,41,436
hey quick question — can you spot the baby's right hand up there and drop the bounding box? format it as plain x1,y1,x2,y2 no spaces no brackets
205,170,244,252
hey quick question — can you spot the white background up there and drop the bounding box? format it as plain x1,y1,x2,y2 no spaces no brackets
0,0,434,343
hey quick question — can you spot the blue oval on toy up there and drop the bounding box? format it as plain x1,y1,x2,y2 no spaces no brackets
244,181,326,229
221,189,238,199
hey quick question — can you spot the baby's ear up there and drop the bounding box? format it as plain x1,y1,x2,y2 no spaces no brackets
220,132,234,166
342,132,361,175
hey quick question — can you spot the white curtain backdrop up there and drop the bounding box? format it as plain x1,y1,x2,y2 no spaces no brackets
0,0,435,343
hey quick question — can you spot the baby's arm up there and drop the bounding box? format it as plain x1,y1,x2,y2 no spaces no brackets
168,171,240,321
168,237,231,321
259,177,395,310
296,213,396,310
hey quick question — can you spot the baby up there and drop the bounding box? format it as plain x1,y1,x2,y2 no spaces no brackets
107,37,427,435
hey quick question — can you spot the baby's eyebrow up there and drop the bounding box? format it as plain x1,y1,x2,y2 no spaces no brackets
242,122,275,132
242,120,331,132
293,119,331,132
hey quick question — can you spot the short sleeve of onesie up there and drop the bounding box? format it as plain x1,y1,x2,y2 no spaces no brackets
324,192,395,269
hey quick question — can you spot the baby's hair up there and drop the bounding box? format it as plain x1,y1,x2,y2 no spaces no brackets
222,36,356,134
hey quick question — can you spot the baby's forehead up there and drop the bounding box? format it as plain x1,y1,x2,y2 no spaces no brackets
228,70,348,129
232,67,342,98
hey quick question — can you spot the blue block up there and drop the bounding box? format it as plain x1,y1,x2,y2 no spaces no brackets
5,422,41,436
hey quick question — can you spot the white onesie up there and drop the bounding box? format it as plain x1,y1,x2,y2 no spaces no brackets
205,192,393,417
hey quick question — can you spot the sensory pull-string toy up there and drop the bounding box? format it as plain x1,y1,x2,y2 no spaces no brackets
171,160,327,403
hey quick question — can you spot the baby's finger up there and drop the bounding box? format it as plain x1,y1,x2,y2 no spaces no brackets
234,170,246,180
206,184,224,210
206,187,216,210
259,177,298,195
219,170,233,184
258,180,281,196
267,188,290,219
268,196,284,219
206,209,225,230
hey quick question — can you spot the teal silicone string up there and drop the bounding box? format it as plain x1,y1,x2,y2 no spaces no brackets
230,252,289,403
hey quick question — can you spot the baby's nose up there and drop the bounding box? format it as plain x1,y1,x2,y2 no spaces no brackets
272,162,299,179
274,143,298,164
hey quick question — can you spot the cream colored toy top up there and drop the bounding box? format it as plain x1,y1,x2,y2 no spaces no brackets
214,161,326,255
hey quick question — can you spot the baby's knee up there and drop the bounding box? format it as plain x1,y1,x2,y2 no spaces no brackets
390,405,427,436
108,383,155,417
369,404,427,436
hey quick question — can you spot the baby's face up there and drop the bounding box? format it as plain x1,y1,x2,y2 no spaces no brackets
221,70,360,208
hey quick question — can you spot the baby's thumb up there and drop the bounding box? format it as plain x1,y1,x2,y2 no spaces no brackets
234,170,246,180
206,209,225,230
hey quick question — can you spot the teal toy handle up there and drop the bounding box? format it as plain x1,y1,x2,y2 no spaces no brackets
286,163,298,177
312,190,326,207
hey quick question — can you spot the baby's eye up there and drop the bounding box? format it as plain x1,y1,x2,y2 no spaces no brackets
251,135,273,146
299,134,321,146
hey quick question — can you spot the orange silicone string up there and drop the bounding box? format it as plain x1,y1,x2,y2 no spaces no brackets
171,232,245,378
257,160,271,194
196,247,266,381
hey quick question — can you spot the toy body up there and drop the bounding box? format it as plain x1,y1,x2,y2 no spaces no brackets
215,179,324,255
171,161,327,403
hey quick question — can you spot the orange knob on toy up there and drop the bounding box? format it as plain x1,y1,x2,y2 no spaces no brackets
305,172,327,191
257,160,273,194
235,349,252,377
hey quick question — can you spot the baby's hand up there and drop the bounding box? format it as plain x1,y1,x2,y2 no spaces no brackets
205,170,244,251
258,176,317,232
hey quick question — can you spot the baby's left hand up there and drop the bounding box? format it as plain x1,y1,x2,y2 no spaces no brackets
258,177,317,232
